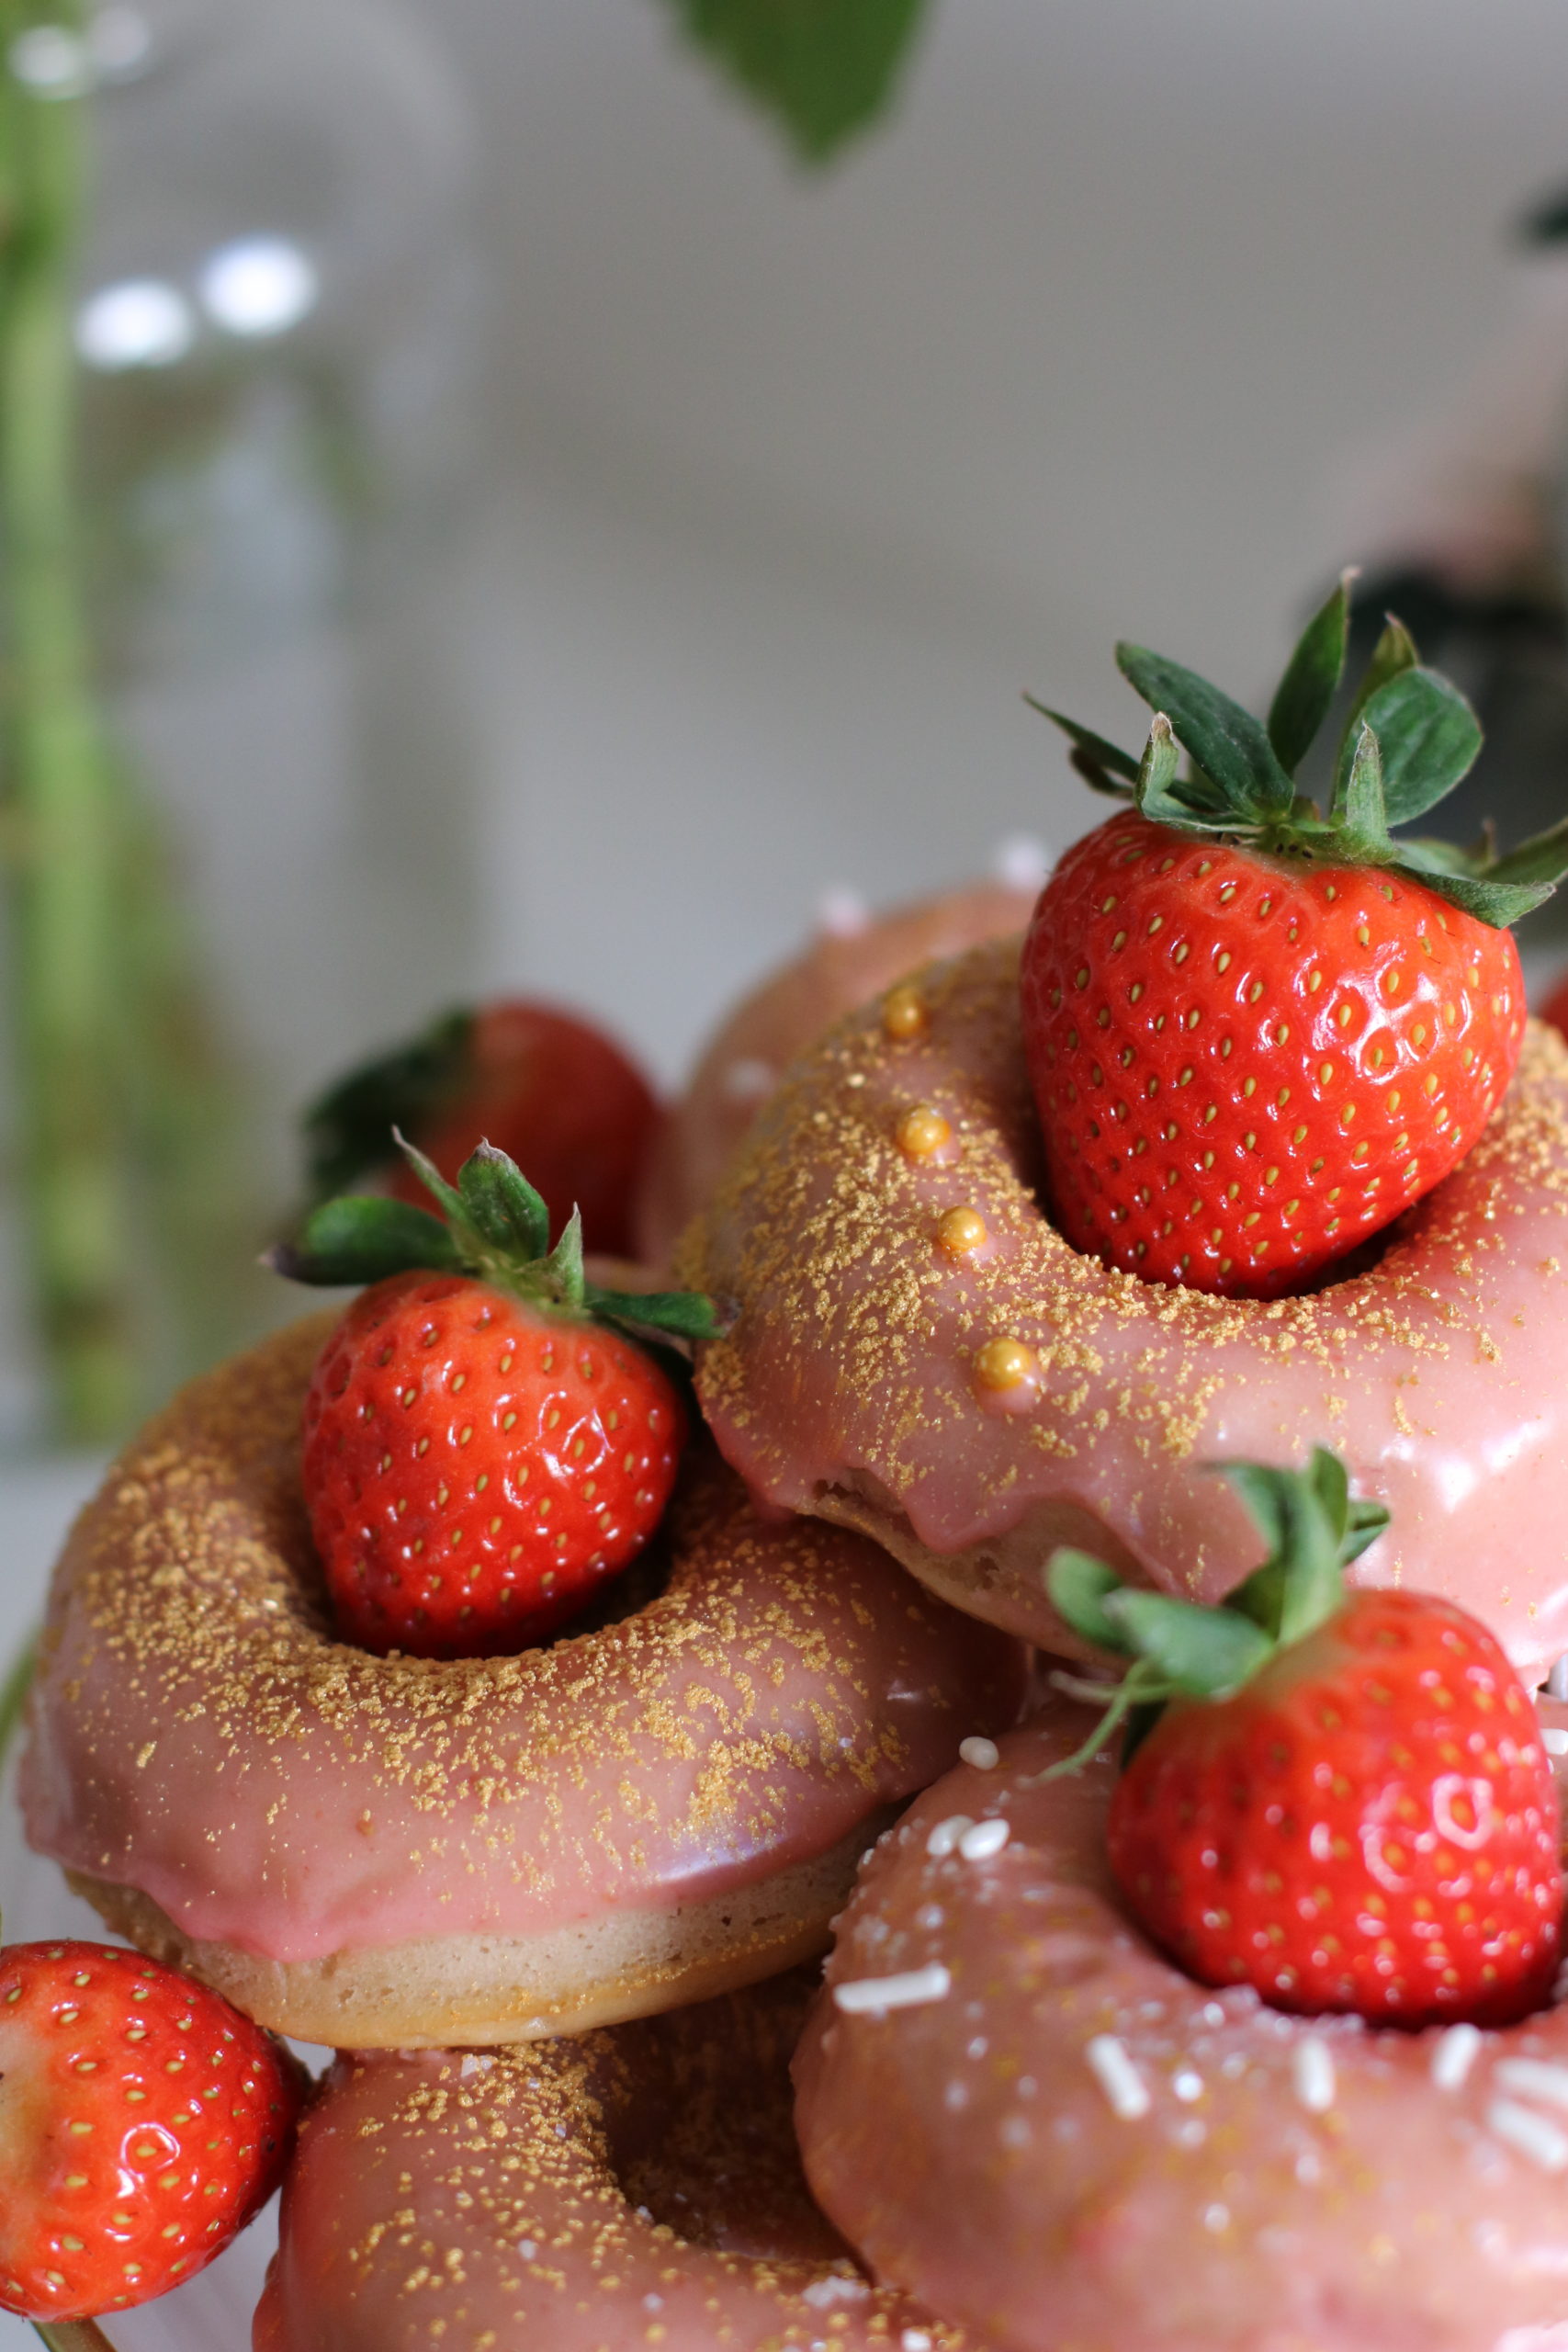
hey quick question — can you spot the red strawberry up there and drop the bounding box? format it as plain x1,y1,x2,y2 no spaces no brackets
1023,578,1566,1297
1541,969,1568,1042
303,999,663,1259
272,1138,716,1657
1049,1451,1562,2026
0,1939,301,2323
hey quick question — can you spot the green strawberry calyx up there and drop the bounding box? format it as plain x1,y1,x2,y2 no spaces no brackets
1043,1445,1389,1774
302,1008,478,1201
266,1134,723,1346
1029,571,1568,928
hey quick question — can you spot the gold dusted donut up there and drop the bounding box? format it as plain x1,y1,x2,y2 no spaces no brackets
21,1317,1025,2048
686,938,1568,1681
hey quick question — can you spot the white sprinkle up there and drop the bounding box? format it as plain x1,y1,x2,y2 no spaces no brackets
816,884,870,937
1544,1726,1568,1757
721,1055,774,1105
1172,2068,1203,2103
518,2239,538,2260
959,1736,1000,1770
1085,2034,1150,2120
1489,2099,1568,2171
458,2052,494,2080
1431,2023,1483,2091
643,2295,664,2313
834,1964,952,2016
902,2333,932,2352
1203,2203,1230,2233
1494,2057,1568,2112
926,1814,975,1858
1292,2038,1336,2115
993,832,1052,892
958,1817,1010,1862
802,2277,869,2308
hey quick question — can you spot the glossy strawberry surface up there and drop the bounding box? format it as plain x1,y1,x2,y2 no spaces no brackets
1107,1589,1562,2025
303,1272,686,1657
0,1939,299,2322
1021,810,1526,1296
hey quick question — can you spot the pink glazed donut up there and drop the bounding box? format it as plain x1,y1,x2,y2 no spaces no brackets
21,1316,1025,2050
637,873,1044,1268
687,938,1568,1684
793,1699,1568,2352
254,1970,964,2352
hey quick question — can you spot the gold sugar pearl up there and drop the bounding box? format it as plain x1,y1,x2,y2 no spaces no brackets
974,1337,1036,1392
897,1103,952,1159
883,983,929,1042
937,1206,987,1258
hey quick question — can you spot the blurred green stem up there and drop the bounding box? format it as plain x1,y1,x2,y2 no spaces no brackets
0,0,139,1438
33,2323,116,2350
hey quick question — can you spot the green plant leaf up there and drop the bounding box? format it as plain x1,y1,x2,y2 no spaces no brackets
1341,613,1420,744
1343,1496,1391,1565
1101,1589,1272,1696
265,1198,462,1288
659,0,932,163
1132,713,1195,831
1348,667,1482,828
1483,813,1568,889
1046,1548,1131,1651
1116,641,1294,820
1267,571,1353,776
1025,698,1141,791
539,1205,588,1308
1330,722,1394,863
590,1286,725,1341
1391,863,1555,928
301,1010,470,1199
393,1129,469,1233
1309,1444,1349,1544
457,1143,549,1260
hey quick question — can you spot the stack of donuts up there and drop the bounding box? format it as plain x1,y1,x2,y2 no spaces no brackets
21,601,1568,2352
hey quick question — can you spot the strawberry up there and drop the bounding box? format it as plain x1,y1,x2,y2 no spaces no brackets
270,1137,717,1657
302,999,663,1259
0,1938,301,2324
1048,1452,1562,2026
1541,969,1568,1042
1022,577,1568,1296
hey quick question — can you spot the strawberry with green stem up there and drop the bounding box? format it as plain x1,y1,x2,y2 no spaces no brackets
1022,575,1568,1297
271,1136,719,1658
1048,1449,1563,2026
301,1000,662,1261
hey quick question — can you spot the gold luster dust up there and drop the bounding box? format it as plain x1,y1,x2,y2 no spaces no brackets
897,1103,952,1159
974,1337,1036,1391
937,1206,987,1258
882,983,928,1042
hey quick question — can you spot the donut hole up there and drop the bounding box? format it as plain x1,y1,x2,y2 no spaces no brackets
599,1971,857,2265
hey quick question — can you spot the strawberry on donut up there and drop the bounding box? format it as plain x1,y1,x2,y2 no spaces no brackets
686,586,1568,1680
794,1455,1568,2352
21,1144,1025,2050
255,1971,962,2352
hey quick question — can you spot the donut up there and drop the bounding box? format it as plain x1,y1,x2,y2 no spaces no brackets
20,1316,1025,2050
637,872,1045,1268
254,1970,963,2352
685,936,1568,1683
793,1699,1568,2352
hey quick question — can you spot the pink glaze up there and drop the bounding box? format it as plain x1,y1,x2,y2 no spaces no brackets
254,1973,962,2352
691,939,1568,1682
21,1316,1025,1967
795,1700,1568,2352
637,876,1043,1267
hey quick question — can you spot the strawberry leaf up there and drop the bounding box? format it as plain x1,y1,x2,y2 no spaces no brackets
1026,699,1141,793
1483,812,1568,889
1116,641,1295,821
266,1198,463,1288
302,1010,470,1200
1102,1589,1273,1696
1330,721,1394,863
1047,1547,1132,1652
1354,666,1482,827
1267,571,1353,776
591,1287,726,1341
457,1142,550,1260
1340,611,1420,749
